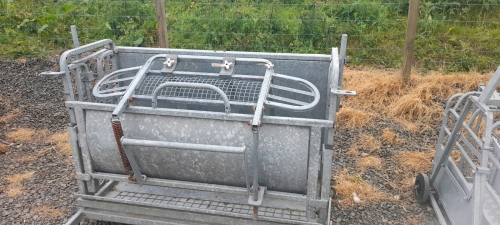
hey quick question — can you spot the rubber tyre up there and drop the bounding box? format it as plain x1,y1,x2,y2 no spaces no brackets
330,187,336,198
414,173,430,203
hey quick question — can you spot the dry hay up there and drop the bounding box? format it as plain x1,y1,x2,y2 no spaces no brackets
32,205,63,218
357,156,382,171
4,185,24,198
347,135,381,155
333,169,386,208
336,107,372,127
47,131,71,155
0,109,21,124
14,155,37,164
342,68,489,124
347,144,360,156
396,151,433,171
6,128,50,143
6,171,35,184
381,128,404,144
4,171,35,198
359,135,381,153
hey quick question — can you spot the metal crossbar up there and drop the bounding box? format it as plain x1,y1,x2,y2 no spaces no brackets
136,75,262,103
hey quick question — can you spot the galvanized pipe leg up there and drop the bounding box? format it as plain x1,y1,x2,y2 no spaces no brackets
252,131,259,220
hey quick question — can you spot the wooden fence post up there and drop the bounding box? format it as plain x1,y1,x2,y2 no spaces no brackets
154,0,169,48
402,0,420,84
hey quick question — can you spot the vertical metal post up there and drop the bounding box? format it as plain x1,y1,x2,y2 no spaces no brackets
67,124,88,194
401,0,420,85
306,127,322,220
252,131,259,220
70,25,80,48
154,0,169,48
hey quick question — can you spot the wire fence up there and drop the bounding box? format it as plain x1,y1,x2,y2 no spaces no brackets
1,0,499,72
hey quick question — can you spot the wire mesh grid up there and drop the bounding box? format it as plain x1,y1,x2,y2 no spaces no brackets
136,75,262,103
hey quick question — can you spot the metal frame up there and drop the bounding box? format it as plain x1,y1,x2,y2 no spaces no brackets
422,66,500,225
41,28,352,225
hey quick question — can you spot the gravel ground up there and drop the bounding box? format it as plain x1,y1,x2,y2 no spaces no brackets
0,59,439,224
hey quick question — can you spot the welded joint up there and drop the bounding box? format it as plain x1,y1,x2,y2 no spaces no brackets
476,167,491,175
75,173,91,181
248,186,267,206
308,199,328,208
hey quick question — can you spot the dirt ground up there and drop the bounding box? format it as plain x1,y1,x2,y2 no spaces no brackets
0,59,490,224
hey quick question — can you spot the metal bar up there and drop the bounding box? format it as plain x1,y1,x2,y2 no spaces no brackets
148,70,265,80
99,86,129,94
473,151,489,225
318,146,333,223
76,198,319,225
71,49,109,65
122,143,145,186
96,50,115,79
252,132,259,202
114,46,331,61
486,183,500,208
323,47,339,147
74,67,85,101
338,34,347,89
60,39,114,63
94,180,118,196
101,76,135,85
306,127,321,220
121,138,245,154
429,194,448,225
267,94,308,106
134,94,254,107
70,25,80,48
441,127,481,167
112,54,168,117
73,107,98,193
152,82,231,113
85,172,309,204
65,101,334,128
251,68,273,127
244,147,251,194
67,124,88,195
270,84,315,96
478,65,500,103
63,207,85,225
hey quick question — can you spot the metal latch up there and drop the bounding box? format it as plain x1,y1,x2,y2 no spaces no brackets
161,55,178,74
331,89,356,96
213,57,235,78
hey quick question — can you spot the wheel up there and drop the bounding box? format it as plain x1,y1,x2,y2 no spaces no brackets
330,187,337,198
414,173,430,203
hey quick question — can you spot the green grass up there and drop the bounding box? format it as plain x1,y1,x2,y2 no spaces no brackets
1,0,499,72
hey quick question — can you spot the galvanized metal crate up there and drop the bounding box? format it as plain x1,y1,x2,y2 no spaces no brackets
42,28,354,225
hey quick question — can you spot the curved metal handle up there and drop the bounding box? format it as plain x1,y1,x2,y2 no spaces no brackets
92,66,141,99
265,73,320,111
152,82,231,113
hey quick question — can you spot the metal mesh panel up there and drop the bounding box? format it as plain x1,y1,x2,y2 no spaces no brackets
136,75,262,103
113,190,308,221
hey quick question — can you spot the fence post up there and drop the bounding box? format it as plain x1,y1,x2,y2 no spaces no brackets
154,0,169,48
401,0,420,85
